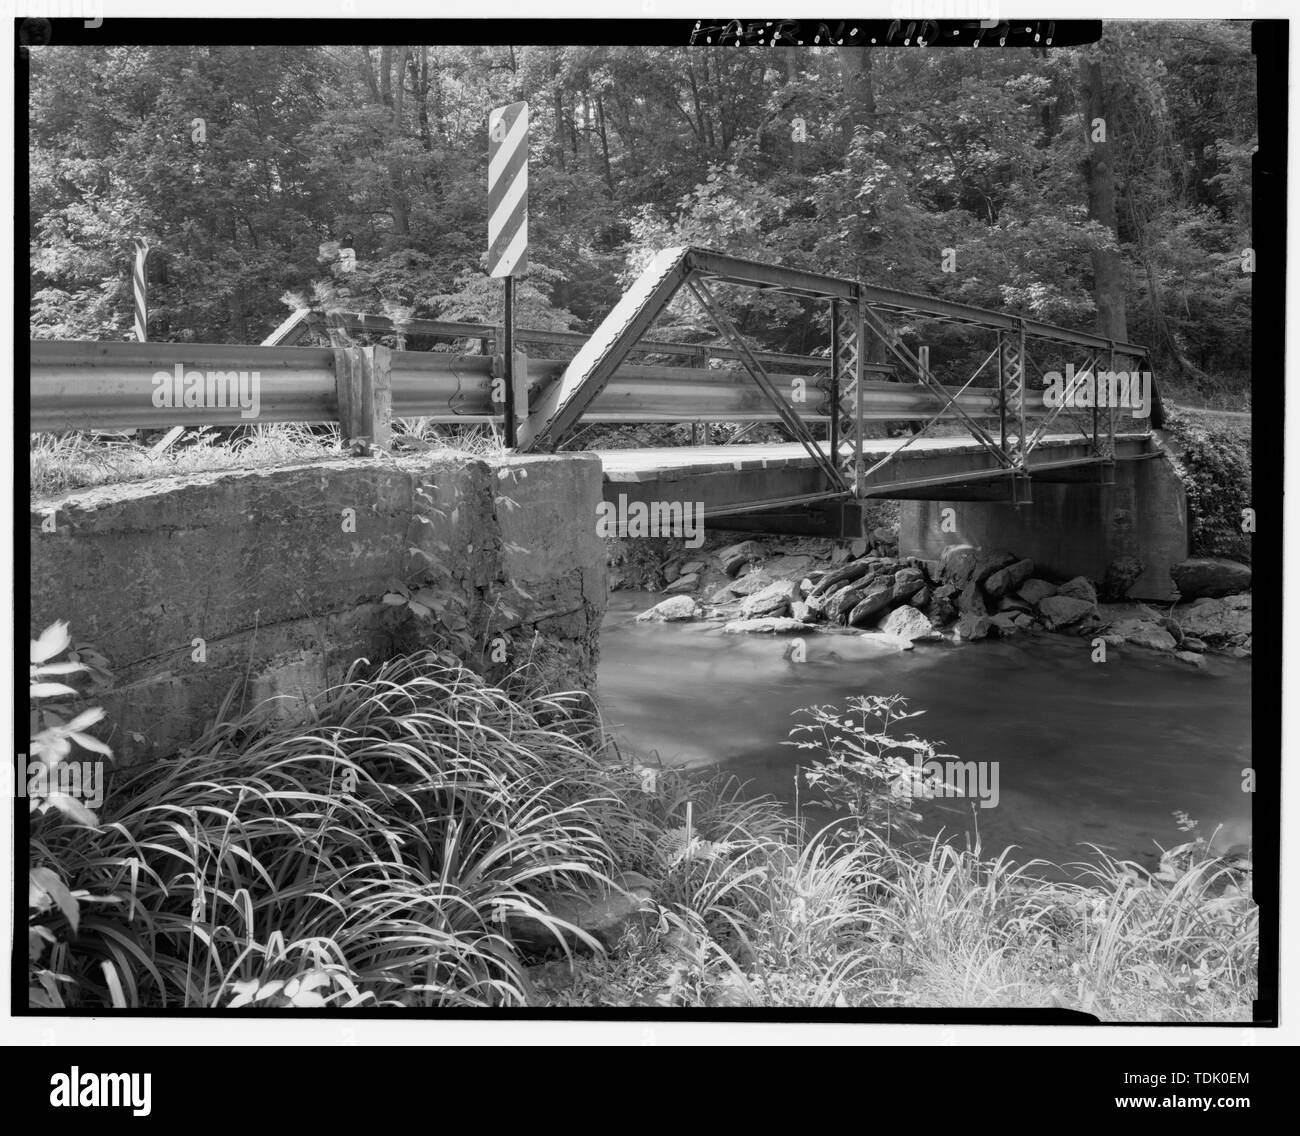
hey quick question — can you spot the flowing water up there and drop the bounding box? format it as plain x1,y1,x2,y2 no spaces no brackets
597,591,1252,874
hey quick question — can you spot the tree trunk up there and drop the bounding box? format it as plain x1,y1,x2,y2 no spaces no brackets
837,46,875,153
1078,57,1129,344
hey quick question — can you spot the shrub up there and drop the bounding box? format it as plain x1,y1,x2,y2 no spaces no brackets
31,651,632,1008
1163,409,1252,563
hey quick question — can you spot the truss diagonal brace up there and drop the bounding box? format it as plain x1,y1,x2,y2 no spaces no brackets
685,274,847,494
859,303,1016,469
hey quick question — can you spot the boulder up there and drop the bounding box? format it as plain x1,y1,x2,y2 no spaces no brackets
891,577,925,605
1106,618,1177,652
1037,595,1095,630
1171,558,1252,600
1176,594,1252,645
1101,555,1145,602
790,600,817,624
722,617,811,635
847,584,896,627
739,579,800,618
636,596,700,622
1018,578,1058,606
910,586,933,610
989,612,1021,635
973,549,1019,587
1056,576,1098,605
1175,650,1208,669
995,594,1033,614
810,558,876,597
726,570,777,596
918,558,943,585
509,873,657,954
662,559,681,584
708,584,742,606
680,559,707,576
832,583,874,619
984,558,1034,598
849,538,870,558
718,540,768,576
664,572,699,594
880,604,940,642
927,600,957,627
1183,637,1208,652
1013,613,1034,629
940,544,980,588
958,579,987,616
764,554,814,579
954,613,992,641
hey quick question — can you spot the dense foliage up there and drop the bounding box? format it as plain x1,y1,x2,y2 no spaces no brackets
30,29,1253,396
1164,410,1253,562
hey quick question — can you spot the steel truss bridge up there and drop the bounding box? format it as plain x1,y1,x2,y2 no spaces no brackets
31,247,1162,532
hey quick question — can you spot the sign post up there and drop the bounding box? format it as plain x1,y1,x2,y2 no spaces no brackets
488,100,529,447
132,239,151,342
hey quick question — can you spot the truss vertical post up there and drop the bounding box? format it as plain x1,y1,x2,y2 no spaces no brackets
829,299,841,462
854,307,865,493
832,297,864,496
997,332,1009,455
999,320,1028,465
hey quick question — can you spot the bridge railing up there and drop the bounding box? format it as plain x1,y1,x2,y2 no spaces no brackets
30,336,1057,434
30,248,1157,501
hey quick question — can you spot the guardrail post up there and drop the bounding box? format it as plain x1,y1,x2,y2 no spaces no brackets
332,346,391,451
369,345,392,448
490,348,529,437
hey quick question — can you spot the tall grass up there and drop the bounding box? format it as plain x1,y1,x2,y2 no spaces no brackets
32,651,628,1008
31,425,342,496
32,650,1257,1018
30,421,505,497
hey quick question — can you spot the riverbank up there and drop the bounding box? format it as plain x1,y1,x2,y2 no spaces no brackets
29,635,1255,1018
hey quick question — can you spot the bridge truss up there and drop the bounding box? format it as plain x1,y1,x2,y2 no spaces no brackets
510,247,1158,509
30,247,1160,524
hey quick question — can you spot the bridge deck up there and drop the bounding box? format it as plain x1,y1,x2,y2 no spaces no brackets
599,433,1151,480
595,432,1155,519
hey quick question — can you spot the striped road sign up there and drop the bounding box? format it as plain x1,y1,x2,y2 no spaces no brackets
487,101,528,277
132,239,151,342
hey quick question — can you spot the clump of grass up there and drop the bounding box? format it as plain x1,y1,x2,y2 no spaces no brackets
535,821,1257,1019
32,651,628,1008
31,421,505,498
31,425,343,497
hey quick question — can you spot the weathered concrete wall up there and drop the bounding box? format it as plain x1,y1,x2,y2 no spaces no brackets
31,453,606,765
899,451,1188,600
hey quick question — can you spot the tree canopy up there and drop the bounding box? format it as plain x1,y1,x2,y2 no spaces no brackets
29,31,1254,391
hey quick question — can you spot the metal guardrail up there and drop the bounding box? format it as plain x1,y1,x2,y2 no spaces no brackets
29,247,1157,487
30,339,1061,434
